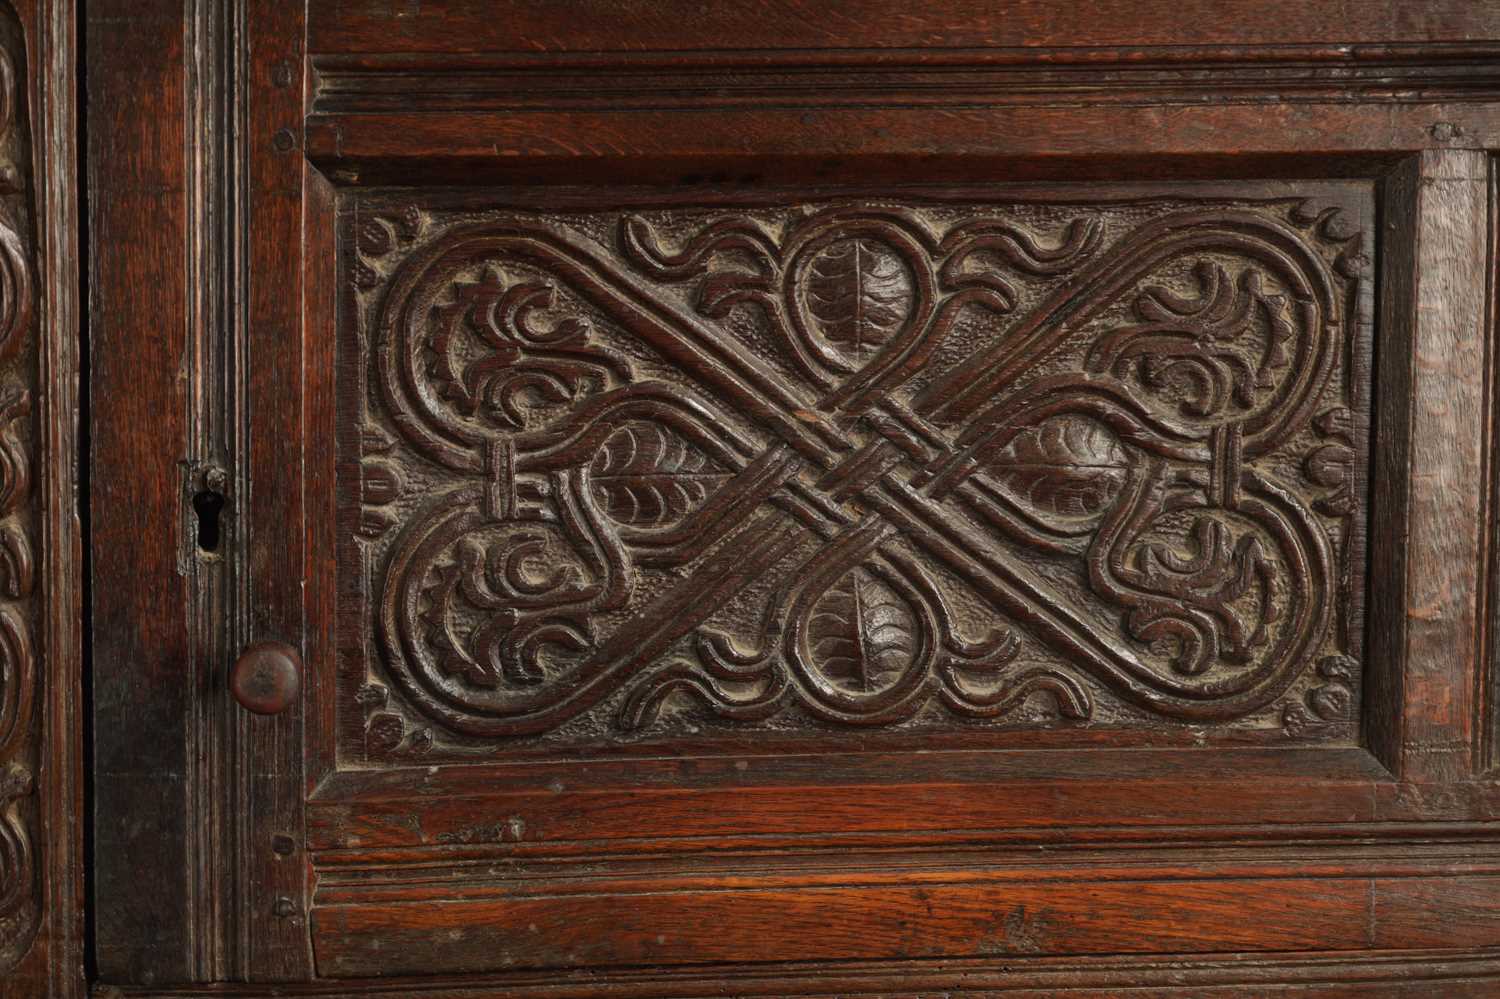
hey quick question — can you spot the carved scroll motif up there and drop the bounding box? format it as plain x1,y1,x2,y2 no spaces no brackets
346,194,1366,748
0,25,38,973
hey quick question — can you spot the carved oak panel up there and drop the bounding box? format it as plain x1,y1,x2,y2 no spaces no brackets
337,187,1370,761
0,5,39,973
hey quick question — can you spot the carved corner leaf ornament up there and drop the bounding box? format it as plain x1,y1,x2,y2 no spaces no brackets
344,194,1367,753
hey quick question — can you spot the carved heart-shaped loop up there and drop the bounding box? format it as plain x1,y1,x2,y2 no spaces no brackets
779,214,937,403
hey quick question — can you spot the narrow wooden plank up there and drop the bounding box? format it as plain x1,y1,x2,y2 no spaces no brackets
1403,150,1491,779
308,0,1500,56
1488,154,1500,773
311,874,1500,977
301,174,341,792
87,0,196,983
32,0,84,990
302,101,1499,188
307,776,1390,853
1366,158,1421,774
1371,150,1492,781
237,0,311,981
1373,875,1500,947
86,948,1500,999
312,876,1381,976
311,843,1500,907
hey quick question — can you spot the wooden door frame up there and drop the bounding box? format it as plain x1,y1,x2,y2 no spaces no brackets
86,1,1500,996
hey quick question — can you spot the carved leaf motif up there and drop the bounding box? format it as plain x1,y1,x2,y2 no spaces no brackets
804,238,913,358
1305,407,1355,516
360,198,1365,741
808,566,918,692
358,458,404,540
989,417,1130,519
589,422,731,528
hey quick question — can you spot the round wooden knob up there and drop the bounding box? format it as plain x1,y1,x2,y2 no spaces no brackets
230,640,302,715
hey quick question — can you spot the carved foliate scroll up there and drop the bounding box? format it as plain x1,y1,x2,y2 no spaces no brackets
340,190,1368,756
0,9,37,972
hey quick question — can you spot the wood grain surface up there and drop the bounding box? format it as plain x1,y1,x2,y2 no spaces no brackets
83,1,1500,997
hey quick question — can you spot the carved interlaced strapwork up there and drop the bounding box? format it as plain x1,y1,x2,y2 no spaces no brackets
343,194,1367,751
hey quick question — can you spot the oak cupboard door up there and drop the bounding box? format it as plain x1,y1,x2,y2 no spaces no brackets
85,2,1500,997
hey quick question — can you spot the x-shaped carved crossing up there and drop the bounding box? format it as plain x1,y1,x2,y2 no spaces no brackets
351,200,1358,742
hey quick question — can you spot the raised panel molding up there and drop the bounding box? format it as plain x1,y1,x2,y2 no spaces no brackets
85,1,1500,993
339,187,1371,757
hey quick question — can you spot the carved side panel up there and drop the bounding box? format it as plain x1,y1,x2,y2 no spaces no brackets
337,188,1370,760
0,5,38,973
